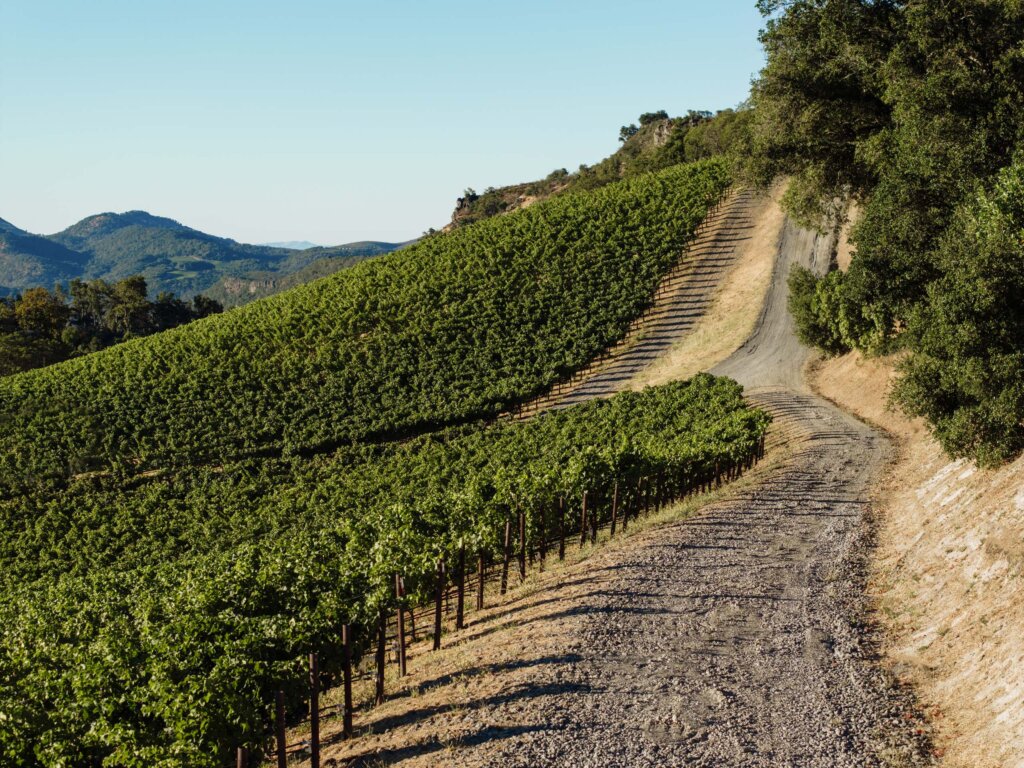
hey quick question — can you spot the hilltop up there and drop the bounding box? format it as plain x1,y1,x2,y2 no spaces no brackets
446,108,750,229
0,211,406,301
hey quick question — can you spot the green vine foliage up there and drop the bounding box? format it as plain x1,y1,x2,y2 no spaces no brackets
0,376,768,765
0,161,730,493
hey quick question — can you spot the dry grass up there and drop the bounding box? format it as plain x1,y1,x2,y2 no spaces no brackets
629,185,786,389
835,201,860,272
810,351,1024,768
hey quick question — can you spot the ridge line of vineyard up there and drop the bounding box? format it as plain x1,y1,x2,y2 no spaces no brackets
58,182,745,490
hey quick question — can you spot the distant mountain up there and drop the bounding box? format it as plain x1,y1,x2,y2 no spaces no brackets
0,217,26,235
261,240,319,250
0,211,407,299
0,219,91,295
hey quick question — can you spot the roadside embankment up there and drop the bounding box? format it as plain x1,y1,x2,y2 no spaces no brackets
811,351,1024,768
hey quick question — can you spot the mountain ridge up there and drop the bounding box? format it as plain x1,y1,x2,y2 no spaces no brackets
0,211,407,302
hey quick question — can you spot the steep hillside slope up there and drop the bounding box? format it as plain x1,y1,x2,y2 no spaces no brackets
0,161,730,491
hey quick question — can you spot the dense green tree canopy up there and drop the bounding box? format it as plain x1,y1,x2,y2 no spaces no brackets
751,0,1024,463
0,278,222,377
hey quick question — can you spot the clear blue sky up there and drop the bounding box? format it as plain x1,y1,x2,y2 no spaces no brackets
0,1,766,245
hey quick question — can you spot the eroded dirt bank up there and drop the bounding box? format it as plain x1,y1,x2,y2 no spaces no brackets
812,352,1024,768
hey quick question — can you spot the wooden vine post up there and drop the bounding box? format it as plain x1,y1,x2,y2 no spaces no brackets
621,482,632,532
275,690,287,768
518,509,527,581
579,490,589,548
395,575,407,677
539,507,547,571
500,517,512,595
237,747,248,768
477,551,486,610
375,607,386,705
456,545,466,630
309,652,320,768
558,496,566,561
341,624,354,739
433,559,445,650
610,480,619,537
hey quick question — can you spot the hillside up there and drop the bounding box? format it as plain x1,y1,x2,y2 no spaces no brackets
446,108,751,229
0,227,91,295
0,211,405,300
0,161,729,492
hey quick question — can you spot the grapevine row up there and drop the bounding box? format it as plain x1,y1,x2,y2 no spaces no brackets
0,376,768,765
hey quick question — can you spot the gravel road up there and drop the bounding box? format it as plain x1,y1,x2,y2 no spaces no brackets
469,214,934,766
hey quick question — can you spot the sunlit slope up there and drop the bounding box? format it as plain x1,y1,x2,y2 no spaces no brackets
0,160,729,490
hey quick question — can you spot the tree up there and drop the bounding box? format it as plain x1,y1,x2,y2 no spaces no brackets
153,292,193,331
14,287,70,339
0,298,16,334
893,163,1024,465
638,110,669,126
618,124,639,143
191,295,223,319
2,276,220,377
106,276,152,337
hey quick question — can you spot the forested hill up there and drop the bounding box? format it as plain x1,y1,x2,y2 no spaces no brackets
0,210,405,301
0,160,730,492
0,226,91,295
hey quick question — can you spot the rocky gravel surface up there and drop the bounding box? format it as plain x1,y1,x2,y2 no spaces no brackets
477,390,932,767
455,211,935,766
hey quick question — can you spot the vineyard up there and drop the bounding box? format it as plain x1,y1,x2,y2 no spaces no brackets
0,376,768,765
0,158,752,766
0,160,729,493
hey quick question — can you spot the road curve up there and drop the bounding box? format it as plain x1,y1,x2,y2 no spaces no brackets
477,210,933,766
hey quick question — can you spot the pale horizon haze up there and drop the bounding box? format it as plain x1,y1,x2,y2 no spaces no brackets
0,0,766,245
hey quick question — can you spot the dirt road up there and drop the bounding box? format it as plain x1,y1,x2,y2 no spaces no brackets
312,198,933,768
471,216,933,765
